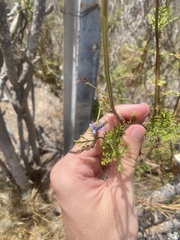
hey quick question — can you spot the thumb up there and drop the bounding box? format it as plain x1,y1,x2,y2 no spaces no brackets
122,124,146,174
126,124,146,145
108,124,146,180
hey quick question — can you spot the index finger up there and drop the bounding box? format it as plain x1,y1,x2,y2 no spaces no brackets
69,103,150,157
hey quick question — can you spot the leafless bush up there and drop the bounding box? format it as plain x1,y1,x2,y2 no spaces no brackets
0,0,62,192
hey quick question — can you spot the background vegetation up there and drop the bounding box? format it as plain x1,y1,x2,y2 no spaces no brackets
0,0,179,239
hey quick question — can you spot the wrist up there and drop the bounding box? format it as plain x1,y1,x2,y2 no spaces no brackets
62,210,138,240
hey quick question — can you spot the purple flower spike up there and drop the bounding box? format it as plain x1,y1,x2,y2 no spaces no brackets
89,121,106,135
97,122,105,131
89,123,96,135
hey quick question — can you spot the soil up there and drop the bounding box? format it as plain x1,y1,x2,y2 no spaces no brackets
1,80,63,147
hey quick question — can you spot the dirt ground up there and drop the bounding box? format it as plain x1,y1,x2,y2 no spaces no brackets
1,80,63,149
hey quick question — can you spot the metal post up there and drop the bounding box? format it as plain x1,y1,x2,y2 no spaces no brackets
63,0,79,153
63,0,100,153
75,0,101,140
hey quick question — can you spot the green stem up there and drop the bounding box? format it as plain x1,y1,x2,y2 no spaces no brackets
85,81,134,103
100,0,125,123
154,0,161,115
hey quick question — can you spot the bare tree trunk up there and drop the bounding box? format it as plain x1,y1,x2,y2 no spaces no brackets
19,0,46,164
0,0,45,188
0,108,29,192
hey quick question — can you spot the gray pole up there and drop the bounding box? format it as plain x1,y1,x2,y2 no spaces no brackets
63,0,100,153
74,1,101,140
63,0,79,153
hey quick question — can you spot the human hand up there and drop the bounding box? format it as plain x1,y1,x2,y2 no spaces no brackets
50,103,150,240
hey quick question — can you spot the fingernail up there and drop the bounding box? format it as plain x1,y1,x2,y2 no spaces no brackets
130,126,146,142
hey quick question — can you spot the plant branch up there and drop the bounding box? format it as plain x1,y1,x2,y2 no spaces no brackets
154,0,161,114
19,0,46,165
0,1,19,89
100,0,125,123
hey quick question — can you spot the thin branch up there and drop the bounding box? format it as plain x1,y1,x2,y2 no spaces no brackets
27,0,46,59
0,0,19,89
154,0,161,114
21,0,46,164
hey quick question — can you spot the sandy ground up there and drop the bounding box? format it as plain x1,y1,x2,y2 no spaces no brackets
1,80,63,153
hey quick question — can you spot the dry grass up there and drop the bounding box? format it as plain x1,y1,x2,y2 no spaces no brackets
136,195,180,237
0,177,65,240
136,197,180,215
